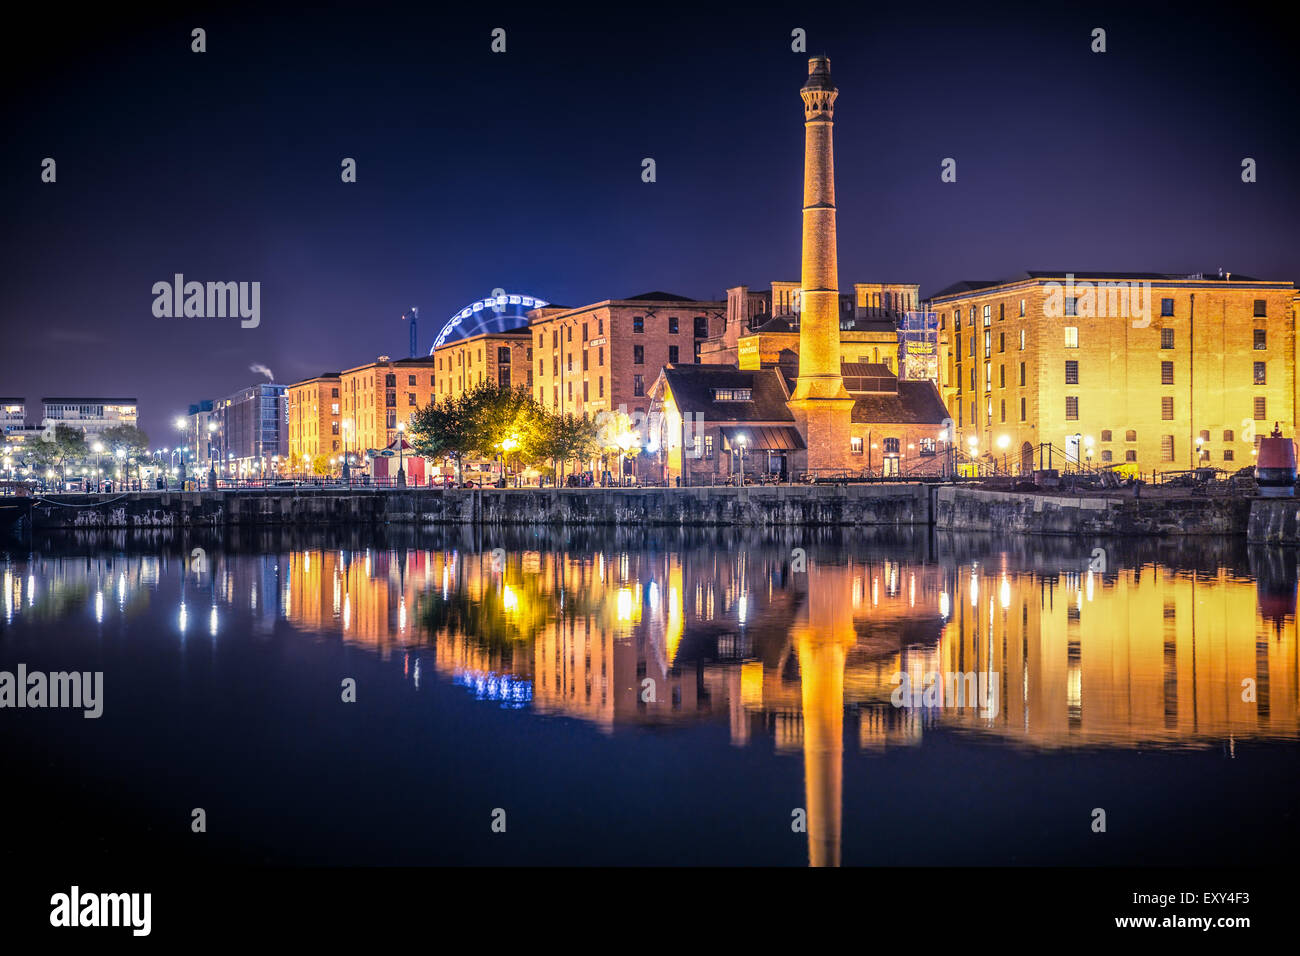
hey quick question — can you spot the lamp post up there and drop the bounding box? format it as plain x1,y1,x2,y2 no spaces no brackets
498,434,519,488
92,442,104,493
396,422,407,487
736,433,747,486
342,420,352,483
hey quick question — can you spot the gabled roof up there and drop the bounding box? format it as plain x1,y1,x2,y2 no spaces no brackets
659,364,794,422
852,380,949,425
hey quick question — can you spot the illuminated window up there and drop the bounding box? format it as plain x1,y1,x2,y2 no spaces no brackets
1064,327,1079,348
851,437,864,455
1018,299,1025,317
1019,329,1026,350
704,435,714,458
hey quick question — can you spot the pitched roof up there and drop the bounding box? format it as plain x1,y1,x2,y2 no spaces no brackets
851,380,949,425
660,364,794,421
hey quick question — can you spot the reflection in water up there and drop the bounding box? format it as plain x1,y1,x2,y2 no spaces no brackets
3,528,1296,866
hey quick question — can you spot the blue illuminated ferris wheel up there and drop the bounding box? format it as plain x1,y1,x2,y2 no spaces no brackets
429,292,550,351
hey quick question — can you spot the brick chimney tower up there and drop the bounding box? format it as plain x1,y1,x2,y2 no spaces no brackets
788,56,854,469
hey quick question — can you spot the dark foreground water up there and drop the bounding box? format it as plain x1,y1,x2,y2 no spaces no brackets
1,526,1296,866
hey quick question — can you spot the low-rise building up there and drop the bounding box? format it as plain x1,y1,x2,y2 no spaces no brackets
286,373,342,472
40,397,138,439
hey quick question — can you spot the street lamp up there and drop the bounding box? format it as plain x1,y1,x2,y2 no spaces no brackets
498,434,519,488
736,433,747,486
92,441,104,493
396,422,407,487
341,420,352,482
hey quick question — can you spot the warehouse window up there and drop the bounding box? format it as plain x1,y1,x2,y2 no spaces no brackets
1065,396,1079,420
1161,436,1175,461
1254,397,1267,420
1161,397,1174,420
1160,328,1174,349
1254,361,1266,385
1161,361,1174,385
1254,299,1267,317
1065,360,1078,385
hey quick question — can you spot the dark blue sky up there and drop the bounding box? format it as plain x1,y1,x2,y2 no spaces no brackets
3,0,1296,439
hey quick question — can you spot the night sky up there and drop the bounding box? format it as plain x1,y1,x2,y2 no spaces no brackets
3,0,1296,441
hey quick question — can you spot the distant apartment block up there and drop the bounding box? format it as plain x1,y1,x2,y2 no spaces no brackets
41,397,138,438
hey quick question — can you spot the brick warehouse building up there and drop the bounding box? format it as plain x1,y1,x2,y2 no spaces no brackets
927,272,1300,475
431,328,534,399
339,355,439,465
528,292,725,420
286,372,341,472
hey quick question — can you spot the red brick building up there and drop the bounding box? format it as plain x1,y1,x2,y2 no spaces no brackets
528,292,725,421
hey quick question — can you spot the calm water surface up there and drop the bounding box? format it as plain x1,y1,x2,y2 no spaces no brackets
2,527,1296,866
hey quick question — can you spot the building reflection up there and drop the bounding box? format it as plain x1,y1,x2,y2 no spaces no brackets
3,531,1296,867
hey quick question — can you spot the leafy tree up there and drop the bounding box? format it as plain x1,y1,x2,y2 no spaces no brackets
537,414,600,482
99,424,150,459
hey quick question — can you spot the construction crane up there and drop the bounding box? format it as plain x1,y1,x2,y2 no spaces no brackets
401,307,419,358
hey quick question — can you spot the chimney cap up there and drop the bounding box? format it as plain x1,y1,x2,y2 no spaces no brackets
802,56,836,92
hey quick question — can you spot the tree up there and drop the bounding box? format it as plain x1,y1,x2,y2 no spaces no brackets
408,392,474,481
409,382,547,484
537,413,600,483
99,424,150,489
595,410,641,484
